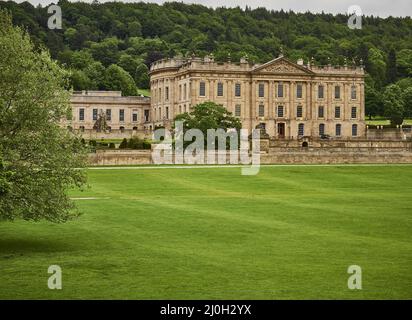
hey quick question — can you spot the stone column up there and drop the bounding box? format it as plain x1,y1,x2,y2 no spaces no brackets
343,82,348,121
268,80,274,120
227,79,233,112
360,82,365,121
191,78,197,106
251,80,256,128
306,81,311,118
360,82,365,137
209,79,214,101
289,81,295,139
245,80,252,132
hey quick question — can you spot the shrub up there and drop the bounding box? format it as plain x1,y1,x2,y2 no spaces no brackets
143,140,151,150
128,137,143,149
119,138,128,149
109,142,115,149
89,139,97,147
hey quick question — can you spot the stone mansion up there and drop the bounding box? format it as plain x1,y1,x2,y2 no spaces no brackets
69,54,365,139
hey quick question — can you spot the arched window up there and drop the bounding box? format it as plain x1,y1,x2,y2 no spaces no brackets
298,123,304,137
352,124,358,137
336,124,342,136
319,123,325,136
132,126,138,131
120,126,125,133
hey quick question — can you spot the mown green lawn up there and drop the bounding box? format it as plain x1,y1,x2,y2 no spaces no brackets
137,88,150,97
365,118,412,125
0,165,411,299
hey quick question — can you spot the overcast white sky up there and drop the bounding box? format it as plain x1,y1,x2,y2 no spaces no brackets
10,0,412,17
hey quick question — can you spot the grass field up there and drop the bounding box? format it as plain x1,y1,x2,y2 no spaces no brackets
0,165,411,299
137,88,150,97
365,118,412,126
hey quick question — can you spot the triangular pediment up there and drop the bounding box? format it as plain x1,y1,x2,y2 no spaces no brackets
252,56,314,75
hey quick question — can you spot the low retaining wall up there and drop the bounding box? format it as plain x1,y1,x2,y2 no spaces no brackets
89,150,152,165
366,128,411,140
79,129,151,140
88,148,412,166
269,139,412,149
261,149,412,164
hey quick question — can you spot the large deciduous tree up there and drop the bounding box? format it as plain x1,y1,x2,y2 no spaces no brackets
175,102,241,133
401,87,412,119
365,84,384,120
382,84,405,125
103,64,138,96
174,101,242,148
386,48,397,84
0,10,87,222
368,48,387,89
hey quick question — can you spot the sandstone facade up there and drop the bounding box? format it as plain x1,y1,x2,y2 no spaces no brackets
149,55,366,139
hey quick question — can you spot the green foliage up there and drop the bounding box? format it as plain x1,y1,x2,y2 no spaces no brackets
397,49,412,78
396,77,412,90
0,152,12,197
70,69,92,90
84,61,106,90
0,10,87,222
90,37,121,67
365,84,384,119
386,48,397,84
128,137,144,149
175,101,241,132
401,87,412,118
119,138,128,149
174,101,242,148
143,140,152,150
368,48,387,89
118,137,152,149
383,84,405,125
103,64,138,96
2,0,412,101
109,142,116,149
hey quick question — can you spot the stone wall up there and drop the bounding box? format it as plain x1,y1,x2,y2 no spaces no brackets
269,138,412,149
80,129,151,140
88,145,412,166
366,128,411,140
89,150,152,166
262,148,412,164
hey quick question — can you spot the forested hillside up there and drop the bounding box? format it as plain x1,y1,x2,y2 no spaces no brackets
1,0,412,120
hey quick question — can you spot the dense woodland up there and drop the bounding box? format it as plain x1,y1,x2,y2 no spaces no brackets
1,0,412,122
